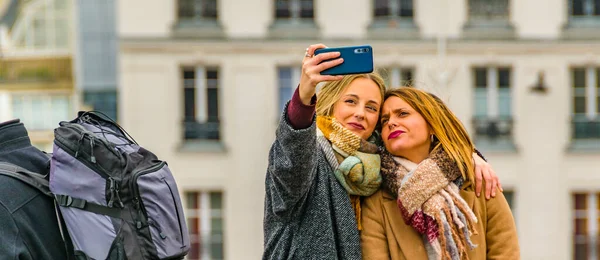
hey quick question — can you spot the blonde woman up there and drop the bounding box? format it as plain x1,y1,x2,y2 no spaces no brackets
263,44,500,259
361,88,519,260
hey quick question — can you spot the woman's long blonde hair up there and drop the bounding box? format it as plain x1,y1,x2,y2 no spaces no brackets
384,87,476,183
316,73,386,117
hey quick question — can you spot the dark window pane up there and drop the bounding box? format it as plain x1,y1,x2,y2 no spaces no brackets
498,68,510,88
575,219,588,234
207,89,218,122
595,0,600,15
210,192,222,209
188,217,199,235
211,241,224,259
573,68,586,88
184,69,195,80
399,0,413,17
573,0,585,15
475,68,487,88
597,68,600,88
178,0,195,19
183,69,196,121
276,0,291,18
279,87,293,113
184,88,196,120
211,218,223,234
401,69,414,86
574,242,588,260
186,192,199,209
374,0,390,17
574,193,588,210
278,67,293,112
597,96,600,113
190,242,201,259
470,0,509,20
83,91,118,121
300,0,314,18
202,0,218,18
504,191,514,209
206,69,218,81
574,97,586,113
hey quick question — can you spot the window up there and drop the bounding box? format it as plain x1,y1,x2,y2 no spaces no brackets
472,67,514,150
9,0,71,51
182,67,220,141
463,0,514,39
83,90,118,121
275,0,314,20
572,192,600,260
369,0,418,38
374,0,414,19
186,191,224,260
380,67,414,88
277,67,300,115
11,94,72,130
178,0,218,21
571,67,600,140
570,0,600,18
467,0,510,21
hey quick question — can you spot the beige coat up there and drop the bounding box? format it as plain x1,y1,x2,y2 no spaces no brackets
361,181,520,259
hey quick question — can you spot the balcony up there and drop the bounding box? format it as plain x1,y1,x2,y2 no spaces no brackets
0,57,73,90
184,120,220,141
472,116,516,151
572,117,600,139
570,117,600,151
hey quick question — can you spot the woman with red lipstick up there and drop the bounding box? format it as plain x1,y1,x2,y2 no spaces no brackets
361,87,519,260
263,44,501,260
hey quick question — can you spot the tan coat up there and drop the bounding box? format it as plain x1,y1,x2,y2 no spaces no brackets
361,182,520,259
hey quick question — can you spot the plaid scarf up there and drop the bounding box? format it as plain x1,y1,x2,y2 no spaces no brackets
316,116,381,230
380,148,478,260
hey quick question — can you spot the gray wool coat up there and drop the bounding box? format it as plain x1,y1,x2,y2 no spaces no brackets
262,112,362,260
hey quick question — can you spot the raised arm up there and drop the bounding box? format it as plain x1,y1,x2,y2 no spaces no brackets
265,44,344,221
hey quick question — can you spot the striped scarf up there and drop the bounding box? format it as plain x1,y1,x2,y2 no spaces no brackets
316,116,381,230
380,148,478,260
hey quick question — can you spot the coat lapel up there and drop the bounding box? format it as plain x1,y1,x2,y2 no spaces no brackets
381,190,428,259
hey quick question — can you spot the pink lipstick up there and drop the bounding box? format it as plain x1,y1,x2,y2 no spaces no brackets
388,130,404,140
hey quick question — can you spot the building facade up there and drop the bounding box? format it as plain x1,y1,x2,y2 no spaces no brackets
0,0,75,152
117,0,600,259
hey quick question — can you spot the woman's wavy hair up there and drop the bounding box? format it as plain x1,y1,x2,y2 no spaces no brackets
383,87,476,182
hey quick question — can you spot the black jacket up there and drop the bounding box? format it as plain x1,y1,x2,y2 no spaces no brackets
0,119,69,259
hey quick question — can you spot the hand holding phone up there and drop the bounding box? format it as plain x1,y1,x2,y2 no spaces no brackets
314,45,374,76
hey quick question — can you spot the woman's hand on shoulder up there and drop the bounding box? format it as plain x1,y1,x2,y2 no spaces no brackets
299,44,344,105
473,152,503,200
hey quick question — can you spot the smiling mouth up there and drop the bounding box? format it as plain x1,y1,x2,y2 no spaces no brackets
388,130,404,140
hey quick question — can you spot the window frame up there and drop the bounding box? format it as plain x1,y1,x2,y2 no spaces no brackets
471,66,515,151
185,191,225,260
181,66,221,141
276,66,301,116
274,0,314,22
572,192,600,260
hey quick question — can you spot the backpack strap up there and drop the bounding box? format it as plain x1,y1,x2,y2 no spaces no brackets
0,162,51,197
55,194,122,219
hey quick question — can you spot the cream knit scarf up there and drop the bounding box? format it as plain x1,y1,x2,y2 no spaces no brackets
380,148,478,260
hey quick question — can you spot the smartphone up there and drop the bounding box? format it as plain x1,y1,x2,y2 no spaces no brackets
314,45,374,76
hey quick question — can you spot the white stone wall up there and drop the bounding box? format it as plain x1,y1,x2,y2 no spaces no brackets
118,1,600,259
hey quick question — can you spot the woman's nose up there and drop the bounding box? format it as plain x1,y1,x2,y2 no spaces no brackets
354,108,365,120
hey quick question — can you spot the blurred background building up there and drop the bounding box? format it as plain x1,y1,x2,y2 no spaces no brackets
2,0,600,259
